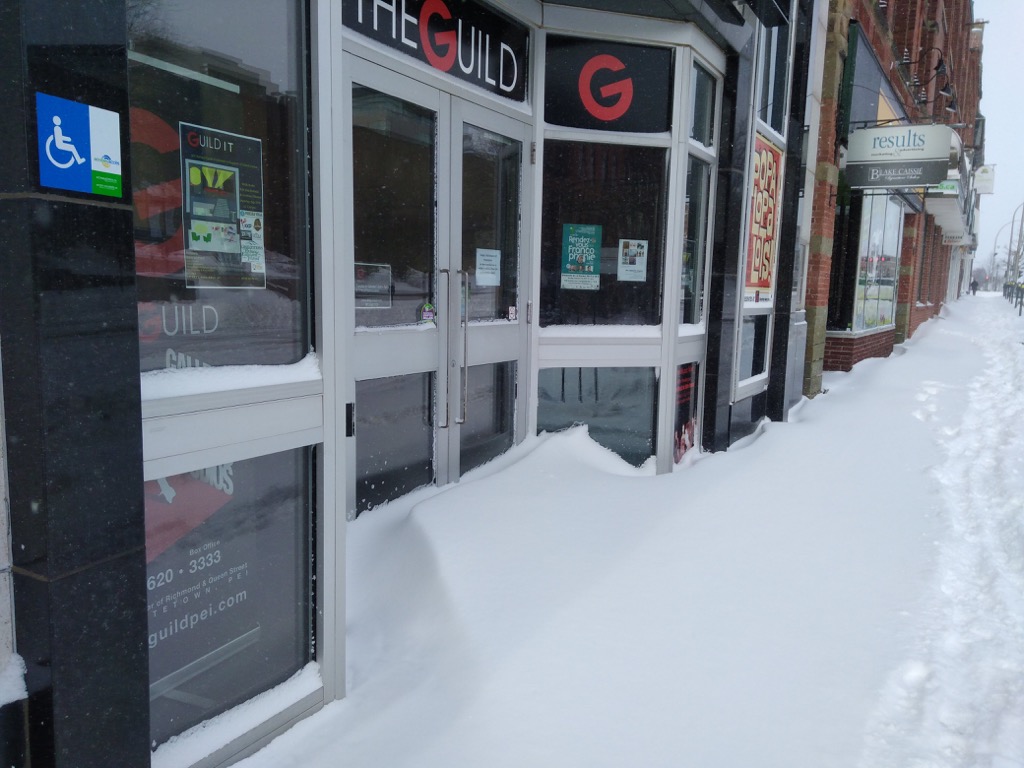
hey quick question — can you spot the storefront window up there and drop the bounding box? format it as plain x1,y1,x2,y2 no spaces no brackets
145,449,311,746
352,87,436,328
738,315,769,380
540,141,669,326
537,367,658,466
758,25,790,133
129,0,310,372
691,64,716,147
682,156,711,324
853,194,902,330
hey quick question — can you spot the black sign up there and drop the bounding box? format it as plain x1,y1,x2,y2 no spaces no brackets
545,36,673,133
342,0,529,102
845,159,951,189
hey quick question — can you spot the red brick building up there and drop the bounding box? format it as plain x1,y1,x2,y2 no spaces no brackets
804,0,984,386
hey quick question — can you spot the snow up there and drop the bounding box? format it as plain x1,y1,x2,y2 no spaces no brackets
0,653,25,708
218,292,1024,767
140,352,321,400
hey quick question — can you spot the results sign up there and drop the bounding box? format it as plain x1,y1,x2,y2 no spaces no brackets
342,0,529,102
845,124,953,189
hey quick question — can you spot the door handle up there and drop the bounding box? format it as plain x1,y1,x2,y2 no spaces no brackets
456,270,469,425
438,267,451,429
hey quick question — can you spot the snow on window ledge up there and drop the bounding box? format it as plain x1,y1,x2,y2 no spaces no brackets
151,663,322,768
140,352,322,401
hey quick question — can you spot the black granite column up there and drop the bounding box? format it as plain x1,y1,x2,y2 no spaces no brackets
766,0,813,420
0,1,150,766
702,31,757,452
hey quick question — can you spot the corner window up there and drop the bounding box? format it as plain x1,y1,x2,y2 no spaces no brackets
681,156,711,324
690,64,717,147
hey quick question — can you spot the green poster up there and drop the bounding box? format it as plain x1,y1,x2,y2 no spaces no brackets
561,223,602,290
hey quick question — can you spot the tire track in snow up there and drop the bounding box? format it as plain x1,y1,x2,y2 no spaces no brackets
859,299,1024,768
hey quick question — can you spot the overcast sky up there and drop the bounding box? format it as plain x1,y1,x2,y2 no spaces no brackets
971,0,1023,278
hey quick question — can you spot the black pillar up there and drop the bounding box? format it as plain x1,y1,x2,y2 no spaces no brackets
0,1,150,766
702,32,757,452
766,0,813,420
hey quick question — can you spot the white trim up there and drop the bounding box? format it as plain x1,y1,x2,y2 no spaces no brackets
311,0,345,705
142,395,324,480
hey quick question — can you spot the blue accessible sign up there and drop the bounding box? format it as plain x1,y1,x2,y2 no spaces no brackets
36,92,123,198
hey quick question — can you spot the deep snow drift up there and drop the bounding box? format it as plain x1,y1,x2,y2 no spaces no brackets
176,293,1023,768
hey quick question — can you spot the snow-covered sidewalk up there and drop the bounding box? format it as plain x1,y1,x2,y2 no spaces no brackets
229,292,1023,768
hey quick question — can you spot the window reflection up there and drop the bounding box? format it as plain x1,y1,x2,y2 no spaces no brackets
129,0,310,372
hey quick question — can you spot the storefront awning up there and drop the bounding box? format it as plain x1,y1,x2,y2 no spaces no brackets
546,0,781,50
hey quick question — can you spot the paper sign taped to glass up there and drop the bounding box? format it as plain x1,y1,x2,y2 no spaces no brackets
180,123,266,288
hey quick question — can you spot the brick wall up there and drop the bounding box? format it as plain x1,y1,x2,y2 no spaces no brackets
823,328,896,371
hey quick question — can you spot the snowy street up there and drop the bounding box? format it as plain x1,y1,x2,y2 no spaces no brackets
217,293,1024,768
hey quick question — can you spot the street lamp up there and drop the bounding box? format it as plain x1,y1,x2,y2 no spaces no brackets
999,202,1024,293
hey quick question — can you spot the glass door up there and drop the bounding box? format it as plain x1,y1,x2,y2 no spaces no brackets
345,56,529,514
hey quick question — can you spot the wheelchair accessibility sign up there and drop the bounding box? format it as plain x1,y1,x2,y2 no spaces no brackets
36,92,122,198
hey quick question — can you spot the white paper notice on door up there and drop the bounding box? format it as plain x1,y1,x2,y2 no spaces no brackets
476,248,501,286
617,239,648,282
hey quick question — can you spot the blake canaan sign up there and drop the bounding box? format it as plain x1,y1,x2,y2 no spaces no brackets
845,124,954,189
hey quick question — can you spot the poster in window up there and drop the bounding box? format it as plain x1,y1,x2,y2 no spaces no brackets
617,239,648,282
180,122,266,289
561,223,602,290
354,263,393,308
145,451,309,745
476,249,502,287
744,133,784,306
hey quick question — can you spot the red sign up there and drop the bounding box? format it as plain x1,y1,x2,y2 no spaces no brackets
577,54,633,122
745,134,784,305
